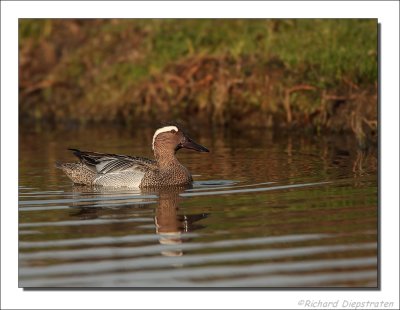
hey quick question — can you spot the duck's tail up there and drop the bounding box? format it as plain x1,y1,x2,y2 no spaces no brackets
55,161,95,186
55,161,64,169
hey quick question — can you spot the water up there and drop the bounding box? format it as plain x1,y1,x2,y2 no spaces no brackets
19,126,378,287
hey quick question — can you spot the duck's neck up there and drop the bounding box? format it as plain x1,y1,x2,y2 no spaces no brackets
154,149,181,169
153,148,192,185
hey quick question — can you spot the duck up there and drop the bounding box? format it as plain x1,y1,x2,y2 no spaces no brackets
56,125,209,188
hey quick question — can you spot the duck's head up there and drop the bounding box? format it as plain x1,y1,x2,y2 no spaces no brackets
152,125,209,155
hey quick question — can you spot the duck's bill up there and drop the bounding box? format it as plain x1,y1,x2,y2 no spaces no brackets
181,139,209,152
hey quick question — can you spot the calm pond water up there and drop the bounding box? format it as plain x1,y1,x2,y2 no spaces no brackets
19,125,378,288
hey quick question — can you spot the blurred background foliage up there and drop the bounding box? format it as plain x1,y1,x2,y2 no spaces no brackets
19,19,377,139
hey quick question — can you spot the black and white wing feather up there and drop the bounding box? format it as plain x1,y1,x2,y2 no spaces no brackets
68,148,155,174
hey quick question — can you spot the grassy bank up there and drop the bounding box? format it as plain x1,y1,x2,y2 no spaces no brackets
19,19,377,143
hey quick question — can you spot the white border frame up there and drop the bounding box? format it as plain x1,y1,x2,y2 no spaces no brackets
1,1,399,309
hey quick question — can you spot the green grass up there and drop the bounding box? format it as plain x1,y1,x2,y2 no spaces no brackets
138,19,377,86
20,19,377,86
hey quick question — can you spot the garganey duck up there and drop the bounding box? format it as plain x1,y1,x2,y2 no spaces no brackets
56,125,209,188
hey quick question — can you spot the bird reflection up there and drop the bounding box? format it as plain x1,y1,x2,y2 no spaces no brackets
148,186,208,256
68,184,208,257
154,188,184,256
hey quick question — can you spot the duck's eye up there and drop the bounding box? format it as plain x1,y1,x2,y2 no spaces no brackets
170,129,177,134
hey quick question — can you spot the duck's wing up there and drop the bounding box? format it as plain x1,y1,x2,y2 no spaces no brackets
69,148,156,174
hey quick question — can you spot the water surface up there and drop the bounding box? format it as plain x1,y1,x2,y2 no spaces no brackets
19,126,378,287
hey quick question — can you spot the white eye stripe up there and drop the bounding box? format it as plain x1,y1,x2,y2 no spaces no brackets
152,126,179,150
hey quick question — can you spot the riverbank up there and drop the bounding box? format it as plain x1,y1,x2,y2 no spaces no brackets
19,19,377,145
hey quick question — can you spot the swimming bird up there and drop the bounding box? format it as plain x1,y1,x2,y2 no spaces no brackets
56,125,209,188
